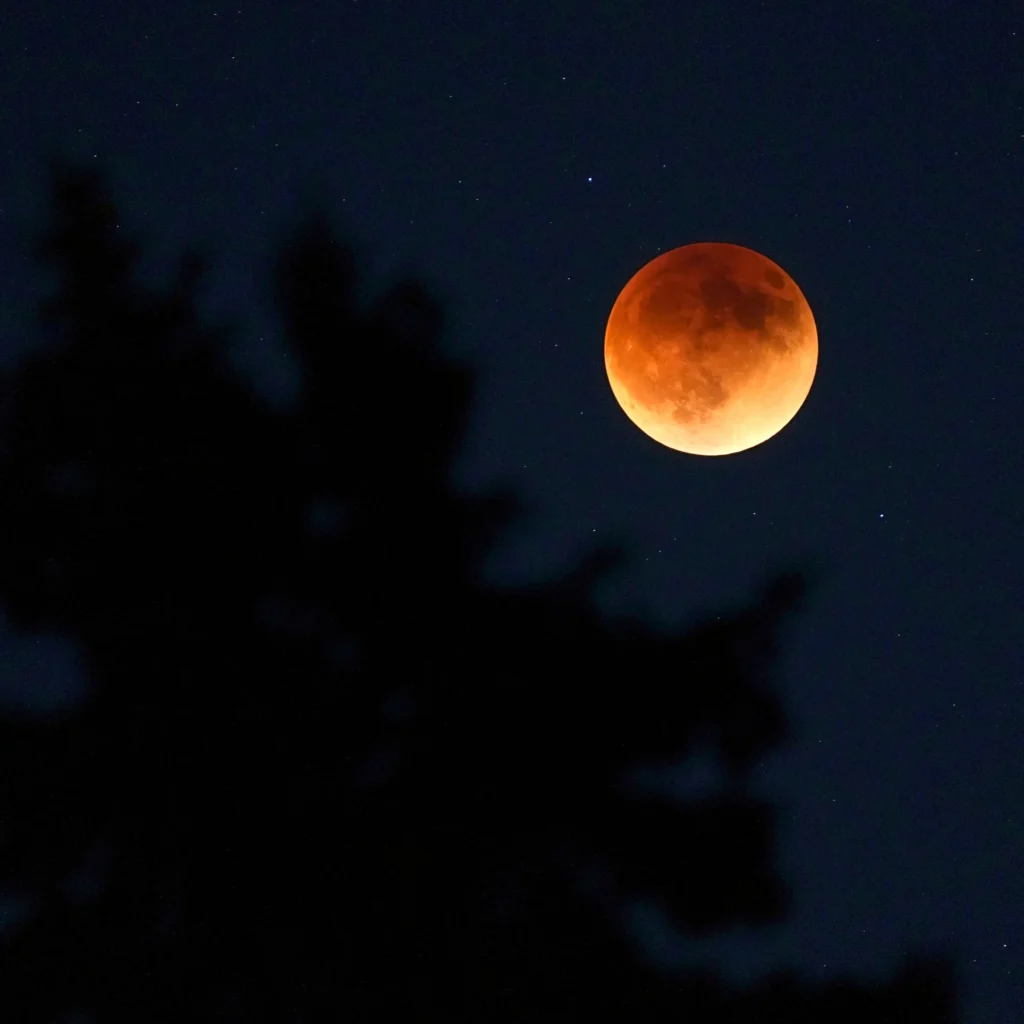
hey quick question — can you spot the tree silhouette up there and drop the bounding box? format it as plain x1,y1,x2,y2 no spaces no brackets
0,159,956,1022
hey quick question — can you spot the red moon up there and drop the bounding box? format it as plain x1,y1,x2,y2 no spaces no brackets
604,242,817,455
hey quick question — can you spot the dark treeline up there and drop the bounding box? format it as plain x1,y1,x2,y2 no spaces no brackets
0,159,956,1021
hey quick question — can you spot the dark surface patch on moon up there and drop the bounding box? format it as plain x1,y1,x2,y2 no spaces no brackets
764,267,785,289
700,275,743,314
643,275,689,324
700,275,770,332
732,288,772,332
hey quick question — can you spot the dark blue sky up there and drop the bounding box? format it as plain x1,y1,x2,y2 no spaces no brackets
1,3,1020,1020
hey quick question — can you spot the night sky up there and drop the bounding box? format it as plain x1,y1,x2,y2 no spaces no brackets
1,3,1021,1021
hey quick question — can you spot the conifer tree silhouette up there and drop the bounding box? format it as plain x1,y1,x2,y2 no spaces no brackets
0,159,956,1022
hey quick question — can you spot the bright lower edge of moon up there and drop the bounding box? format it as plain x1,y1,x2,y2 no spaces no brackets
604,242,818,455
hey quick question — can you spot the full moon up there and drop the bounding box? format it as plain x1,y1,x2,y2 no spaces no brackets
604,242,817,455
